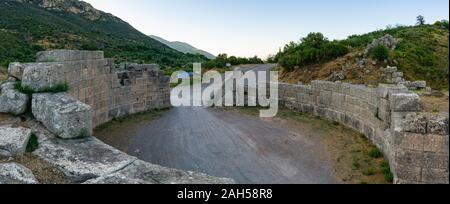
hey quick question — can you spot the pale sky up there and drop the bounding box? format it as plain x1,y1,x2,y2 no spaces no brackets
83,0,449,58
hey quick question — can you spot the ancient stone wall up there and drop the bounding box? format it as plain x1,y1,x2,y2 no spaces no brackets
273,81,449,184
23,50,170,127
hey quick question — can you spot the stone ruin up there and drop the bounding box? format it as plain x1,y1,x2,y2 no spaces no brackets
233,80,449,184
0,50,233,184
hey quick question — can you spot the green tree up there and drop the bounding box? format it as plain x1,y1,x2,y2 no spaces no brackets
416,15,426,25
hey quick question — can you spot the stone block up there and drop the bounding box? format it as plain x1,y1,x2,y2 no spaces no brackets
32,93,92,139
403,113,428,134
422,168,449,184
83,160,234,184
424,134,449,154
0,163,38,184
0,82,30,115
0,127,32,156
21,62,66,92
36,50,104,62
389,93,421,112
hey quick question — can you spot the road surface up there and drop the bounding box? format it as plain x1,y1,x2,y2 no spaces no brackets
102,64,338,184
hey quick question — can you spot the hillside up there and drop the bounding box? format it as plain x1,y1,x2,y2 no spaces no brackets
276,24,449,90
150,35,216,59
0,0,207,69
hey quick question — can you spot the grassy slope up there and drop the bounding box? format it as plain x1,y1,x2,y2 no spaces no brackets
0,1,207,68
279,25,449,89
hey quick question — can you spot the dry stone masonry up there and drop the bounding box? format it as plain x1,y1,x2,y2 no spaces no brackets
19,50,171,128
274,81,449,184
0,50,231,184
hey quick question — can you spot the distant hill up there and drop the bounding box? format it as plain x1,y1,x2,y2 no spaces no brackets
150,35,216,59
276,24,449,89
0,0,208,68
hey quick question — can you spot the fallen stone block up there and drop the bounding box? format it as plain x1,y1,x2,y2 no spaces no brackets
0,163,38,184
83,160,235,184
0,82,30,115
0,127,32,156
32,93,92,139
28,120,136,182
8,62,25,80
21,62,66,92
377,84,408,99
428,115,449,135
390,92,421,112
403,113,428,134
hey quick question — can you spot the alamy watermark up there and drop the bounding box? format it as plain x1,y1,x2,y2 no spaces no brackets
170,63,279,118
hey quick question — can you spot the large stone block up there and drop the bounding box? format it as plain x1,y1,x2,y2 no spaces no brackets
21,62,66,92
427,115,449,135
36,50,104,62
0,127,32,156
32,93,92,139
0,163,38,184
28,120,136,182
83,160,235,184
377,84,408,99
8,62,25,80
0,82,29,115
389,93,421,112
403,113,428,134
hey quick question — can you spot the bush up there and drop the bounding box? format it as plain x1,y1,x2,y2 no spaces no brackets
371,45,390,61
26,133,39,152
369,148,382,158
278,33,349,71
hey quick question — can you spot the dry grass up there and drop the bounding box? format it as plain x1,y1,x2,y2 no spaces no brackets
279,51,385,86
420,92,449,113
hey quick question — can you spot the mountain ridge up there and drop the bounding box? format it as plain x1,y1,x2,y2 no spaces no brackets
150,35,216,59
0,0,207,68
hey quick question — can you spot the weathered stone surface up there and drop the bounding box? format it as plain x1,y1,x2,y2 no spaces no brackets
7,62,25,80
382,66,398,74
403,113,428,134
377,84,408,99
390,93,421,112
32,93,92,139
0,82,29,115
21,62,65,92
84,160,235,184
0,127,32,156
427,115,449,135
364,34,399,57
0,163,38,184
36,50,104,62
411,81,427,89
28,120,136,182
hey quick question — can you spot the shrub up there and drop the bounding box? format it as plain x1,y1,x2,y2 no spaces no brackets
369,148,382,158
26,133,39,153
381,160,394,183
371,45,390,61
